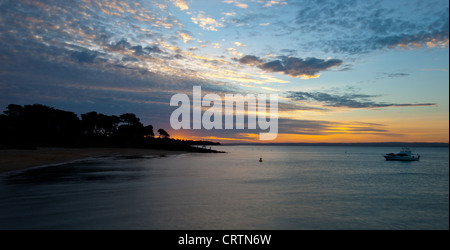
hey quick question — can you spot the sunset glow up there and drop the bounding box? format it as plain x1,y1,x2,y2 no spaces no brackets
0,0,448,144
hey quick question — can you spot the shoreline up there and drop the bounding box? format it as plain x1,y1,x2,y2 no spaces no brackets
0,147,185,174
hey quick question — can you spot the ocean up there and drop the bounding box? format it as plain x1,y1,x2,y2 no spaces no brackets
0,145,448,230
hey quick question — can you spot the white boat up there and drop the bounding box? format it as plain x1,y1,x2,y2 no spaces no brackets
384,147,420,161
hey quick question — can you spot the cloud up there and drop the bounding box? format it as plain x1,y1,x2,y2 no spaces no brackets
234,41,247,47
0,38,239,129
277,118,392,136
191,11,224,31
385,73,410,78
178,31,195,43
238,55,343,79
187,117,398,141
288,91,437,109
237,55,260,65
290,0,449,55
108,39,132,51
145,45,164,54
223,0,248,9
70,50,100,63
375,72,410,80
171,0,189,11
260,0,287,8
229,13,274,28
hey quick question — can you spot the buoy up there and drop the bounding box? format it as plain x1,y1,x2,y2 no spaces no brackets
259,157,263,162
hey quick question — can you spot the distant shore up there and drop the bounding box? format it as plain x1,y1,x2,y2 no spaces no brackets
0,147,184,174
223,142,449,147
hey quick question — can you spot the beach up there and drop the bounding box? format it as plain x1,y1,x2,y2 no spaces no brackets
0,147,181,174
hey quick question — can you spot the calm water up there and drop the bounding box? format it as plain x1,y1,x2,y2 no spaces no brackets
0,146,448,230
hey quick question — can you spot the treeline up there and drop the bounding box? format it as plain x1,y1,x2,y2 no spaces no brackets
0,104,220,151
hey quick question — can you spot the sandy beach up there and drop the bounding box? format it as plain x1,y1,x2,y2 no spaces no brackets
0,147,183,174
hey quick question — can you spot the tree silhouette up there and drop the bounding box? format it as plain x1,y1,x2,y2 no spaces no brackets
0,104,80,146
81,111,119,137
116,113,144,143
119,113,141,127
143,125,154,138
4,104,23,117
157,128,170,139
1,104,219,150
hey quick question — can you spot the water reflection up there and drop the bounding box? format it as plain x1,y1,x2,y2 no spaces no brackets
0,146,448,230
2,155,160,185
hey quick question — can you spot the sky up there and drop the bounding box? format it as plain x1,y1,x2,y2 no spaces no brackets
0,0,448,143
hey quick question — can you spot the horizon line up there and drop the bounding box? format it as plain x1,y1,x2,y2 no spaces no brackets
218,142,449,146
